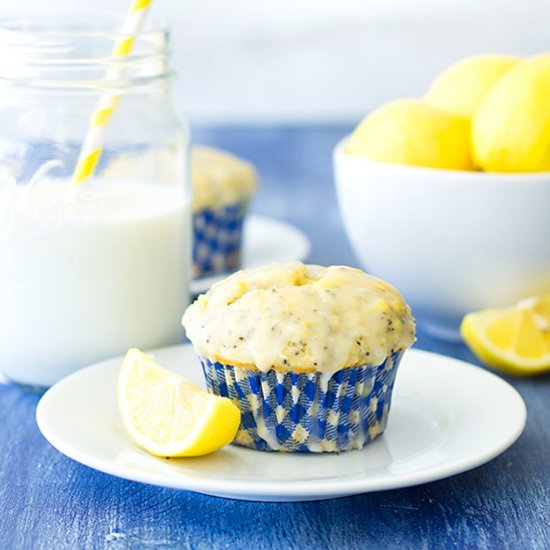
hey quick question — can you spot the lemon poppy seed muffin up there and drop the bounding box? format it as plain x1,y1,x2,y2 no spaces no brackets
182,262,415,452
192,146,258,278
192,146,257,212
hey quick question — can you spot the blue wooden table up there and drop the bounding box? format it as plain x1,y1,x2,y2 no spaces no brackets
1,125,548,549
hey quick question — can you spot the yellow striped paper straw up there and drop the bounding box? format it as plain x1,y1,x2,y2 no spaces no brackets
72,0,152,185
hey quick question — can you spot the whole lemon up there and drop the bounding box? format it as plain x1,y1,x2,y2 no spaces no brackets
473,54,550,172
346,99,473,170
425,54,520,119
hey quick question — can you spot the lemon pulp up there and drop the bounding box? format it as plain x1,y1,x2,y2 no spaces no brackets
460,296,550,376
117,348,240,457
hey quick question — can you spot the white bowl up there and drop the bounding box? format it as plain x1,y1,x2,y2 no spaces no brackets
334,136,550,340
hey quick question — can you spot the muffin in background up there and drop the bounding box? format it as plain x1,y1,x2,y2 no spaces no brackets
182,262,416,453
192,146,258,278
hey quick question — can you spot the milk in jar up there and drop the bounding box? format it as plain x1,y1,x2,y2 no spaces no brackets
0,179,190,386
0,18,190,385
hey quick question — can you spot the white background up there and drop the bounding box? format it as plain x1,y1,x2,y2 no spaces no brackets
2,0,549,123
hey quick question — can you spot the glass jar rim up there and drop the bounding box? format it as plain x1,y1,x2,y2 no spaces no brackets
0,15,173,91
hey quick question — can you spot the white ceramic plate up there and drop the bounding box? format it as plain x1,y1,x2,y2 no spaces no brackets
190,215,311,294
36,346,526,502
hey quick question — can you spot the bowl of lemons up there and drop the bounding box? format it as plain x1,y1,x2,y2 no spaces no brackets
334,53,550,350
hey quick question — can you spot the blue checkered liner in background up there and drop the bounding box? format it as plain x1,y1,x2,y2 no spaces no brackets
200,351,404,453
193,201,248,278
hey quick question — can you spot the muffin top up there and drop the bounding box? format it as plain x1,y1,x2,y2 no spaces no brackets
192,146,258,212
182,262,415,376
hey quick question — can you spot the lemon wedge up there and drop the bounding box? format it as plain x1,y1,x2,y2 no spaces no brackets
117,348,240,457
460,296,550,376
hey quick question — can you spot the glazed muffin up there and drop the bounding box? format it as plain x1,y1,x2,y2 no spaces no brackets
191,146,258,278
182,262,415,453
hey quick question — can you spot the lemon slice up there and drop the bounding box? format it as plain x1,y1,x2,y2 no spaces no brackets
460,296,550,376
117,349,240,457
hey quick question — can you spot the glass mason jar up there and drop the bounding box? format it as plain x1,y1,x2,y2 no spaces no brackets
0,17,191,387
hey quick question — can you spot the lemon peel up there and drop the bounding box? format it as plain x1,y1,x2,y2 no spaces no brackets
346,99,473,171
460,295,550,376
117,348,240,457
425,54,520,119
472,54,550,172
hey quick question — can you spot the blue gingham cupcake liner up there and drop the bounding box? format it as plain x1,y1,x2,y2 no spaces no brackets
199,350,404,453
193,201,248,279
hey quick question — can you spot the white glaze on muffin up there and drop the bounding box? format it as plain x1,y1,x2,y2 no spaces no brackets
192,146,257,212
182,262,415,376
